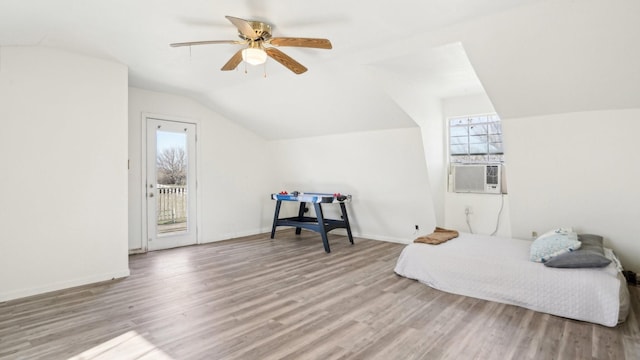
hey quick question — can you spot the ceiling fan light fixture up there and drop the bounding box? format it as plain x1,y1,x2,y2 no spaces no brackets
171,16,332,74
241,48,267,65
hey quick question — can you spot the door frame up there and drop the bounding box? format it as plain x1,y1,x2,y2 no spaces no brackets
139,112,202,252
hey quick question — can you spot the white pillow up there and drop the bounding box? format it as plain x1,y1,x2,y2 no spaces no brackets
530,228,581,262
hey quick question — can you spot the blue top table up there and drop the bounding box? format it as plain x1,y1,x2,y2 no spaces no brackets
270,192,354,253
271,192,352,203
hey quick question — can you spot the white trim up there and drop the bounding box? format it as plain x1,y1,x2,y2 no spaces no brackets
269,228,410,246
354,232,410,244
139,112,147,252
0,269,131,302
140,112,202,252
197,228,410,246
200,227,273,244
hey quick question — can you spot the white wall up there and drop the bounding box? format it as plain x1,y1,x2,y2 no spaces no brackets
0,47,129,302
269,128,437,243
441,94,512,237
434,1,640,270
419,97,446,226
361,60,458,226
504,109,640,273
129,90,436,248
128,88,275,251
447,0,640,119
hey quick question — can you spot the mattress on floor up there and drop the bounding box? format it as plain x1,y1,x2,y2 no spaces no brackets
394,232,629,327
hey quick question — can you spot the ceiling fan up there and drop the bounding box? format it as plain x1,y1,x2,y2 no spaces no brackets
170,15,332,75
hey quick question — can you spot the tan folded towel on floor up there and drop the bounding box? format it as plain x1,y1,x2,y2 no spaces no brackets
414,227,459,245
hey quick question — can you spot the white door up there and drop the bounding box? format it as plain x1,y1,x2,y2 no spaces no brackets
146,118,197,250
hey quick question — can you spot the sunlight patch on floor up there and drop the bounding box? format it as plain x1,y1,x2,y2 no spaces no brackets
68,331,174,360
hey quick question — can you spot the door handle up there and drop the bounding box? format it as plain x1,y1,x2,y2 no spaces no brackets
149,193,154,198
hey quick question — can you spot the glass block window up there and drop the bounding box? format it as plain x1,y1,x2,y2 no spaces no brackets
449,114,504,163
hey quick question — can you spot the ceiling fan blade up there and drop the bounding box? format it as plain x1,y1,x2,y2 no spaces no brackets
221,50,244,71
225,15,258,40
170,40,243,47
269,37,332,49
265,48,307,74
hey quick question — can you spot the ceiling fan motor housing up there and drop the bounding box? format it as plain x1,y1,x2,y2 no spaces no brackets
239,21,272,41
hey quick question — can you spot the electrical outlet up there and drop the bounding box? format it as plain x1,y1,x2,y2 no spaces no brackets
415,225,419,231
465,206,473,215
532,231,538,238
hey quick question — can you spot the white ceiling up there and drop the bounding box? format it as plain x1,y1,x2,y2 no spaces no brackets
1,0,638,139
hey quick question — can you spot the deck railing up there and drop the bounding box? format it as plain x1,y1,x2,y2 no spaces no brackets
157,185,187,224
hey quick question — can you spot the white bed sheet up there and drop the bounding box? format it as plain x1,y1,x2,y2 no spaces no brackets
394,232,628,327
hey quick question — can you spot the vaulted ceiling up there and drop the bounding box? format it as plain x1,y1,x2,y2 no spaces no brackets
1,0,638,139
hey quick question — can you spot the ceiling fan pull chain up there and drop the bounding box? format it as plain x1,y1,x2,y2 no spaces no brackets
263,62,267,78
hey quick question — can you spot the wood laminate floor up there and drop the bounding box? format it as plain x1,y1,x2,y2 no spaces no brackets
1,230,639,360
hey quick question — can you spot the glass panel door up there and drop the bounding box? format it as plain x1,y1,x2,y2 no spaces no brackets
146,118,197,250
156,130,188,234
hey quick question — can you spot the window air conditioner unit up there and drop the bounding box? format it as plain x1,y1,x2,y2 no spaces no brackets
451,164,504,194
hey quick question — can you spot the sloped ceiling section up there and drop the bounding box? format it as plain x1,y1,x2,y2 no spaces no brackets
451,0,640,119
0,0,541,140
199,65,419,140
364,42,485,124
2,1,637,137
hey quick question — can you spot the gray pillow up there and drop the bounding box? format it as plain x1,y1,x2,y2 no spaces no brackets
544,234,612,268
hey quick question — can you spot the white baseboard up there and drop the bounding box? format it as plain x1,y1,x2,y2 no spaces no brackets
0,269,130,303
196,228,411,246
200,227,272,244
353,232,410,244
288,228,410,245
